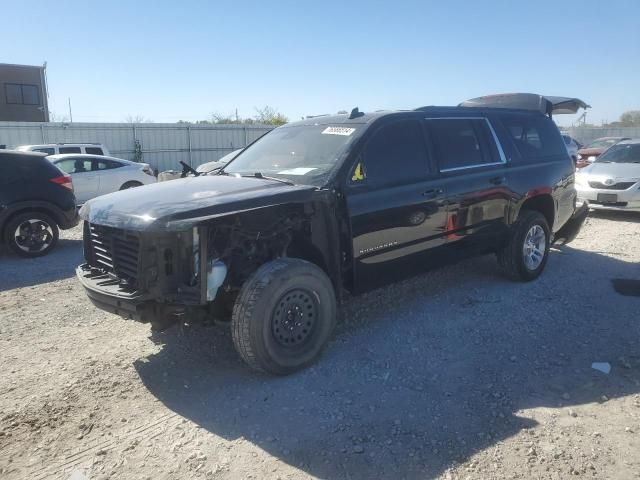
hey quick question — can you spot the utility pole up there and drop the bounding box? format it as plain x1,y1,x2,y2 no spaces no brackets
68,97,73,123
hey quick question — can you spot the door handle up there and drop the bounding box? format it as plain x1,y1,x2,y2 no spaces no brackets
489,176,505,185
422,187,444,198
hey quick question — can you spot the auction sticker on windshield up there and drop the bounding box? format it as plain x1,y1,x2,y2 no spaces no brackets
322,126,355,136
277,167,318,175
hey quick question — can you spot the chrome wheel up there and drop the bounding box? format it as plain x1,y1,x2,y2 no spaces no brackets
522,224,546,270
13,219,55,253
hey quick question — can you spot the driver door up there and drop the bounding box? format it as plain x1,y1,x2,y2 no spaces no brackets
345,118,448,292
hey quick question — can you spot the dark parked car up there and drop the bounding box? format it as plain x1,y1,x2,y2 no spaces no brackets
576,136,630,168
0,151,79,257
77,95,587,374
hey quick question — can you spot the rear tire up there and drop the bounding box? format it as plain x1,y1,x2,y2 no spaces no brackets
5,212,59,258
231,258,336,375
120,181,143,190
497,210,550,281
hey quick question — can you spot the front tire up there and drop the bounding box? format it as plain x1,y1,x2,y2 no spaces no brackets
497,210,550,281
231,258,336,375
5,212,59,258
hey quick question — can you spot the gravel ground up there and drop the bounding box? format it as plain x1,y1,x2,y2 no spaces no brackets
1,211,639,480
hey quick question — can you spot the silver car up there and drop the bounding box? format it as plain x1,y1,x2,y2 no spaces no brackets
575,139,640,212
48,154,156,204
195,148,243,174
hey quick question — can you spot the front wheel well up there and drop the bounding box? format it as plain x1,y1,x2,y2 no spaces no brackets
519,195,554,230
285,237,328,276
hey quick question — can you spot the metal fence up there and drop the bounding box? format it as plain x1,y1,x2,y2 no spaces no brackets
0,121,274,172
564,126,640,146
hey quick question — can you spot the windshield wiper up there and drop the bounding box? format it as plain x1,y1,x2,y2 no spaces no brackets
240,172,295,185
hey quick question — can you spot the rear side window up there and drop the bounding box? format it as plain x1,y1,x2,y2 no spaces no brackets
59,146,82,154
94,159,122,170
428,118,499,171
500,114,566,160
0,154,23,184
358,119,430,188
55,157,92,174
85,147,104,155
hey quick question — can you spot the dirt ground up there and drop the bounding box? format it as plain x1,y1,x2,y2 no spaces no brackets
1,211,639,480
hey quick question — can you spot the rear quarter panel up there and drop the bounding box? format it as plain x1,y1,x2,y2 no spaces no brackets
490,113,576,232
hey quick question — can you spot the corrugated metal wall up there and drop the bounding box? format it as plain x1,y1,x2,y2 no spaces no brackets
564,126,640,146
0,122,273,172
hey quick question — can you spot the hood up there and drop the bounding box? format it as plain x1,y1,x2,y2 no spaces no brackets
80,175,317,232
577,147,604,156
581,162,640,181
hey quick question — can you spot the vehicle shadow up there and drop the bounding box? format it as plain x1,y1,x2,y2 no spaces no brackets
588,209,640,223
134,246,640,479
0,238,83,291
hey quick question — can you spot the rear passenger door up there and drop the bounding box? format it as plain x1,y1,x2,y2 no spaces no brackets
93,158,125,195
346,118,448,291
425,117,511,243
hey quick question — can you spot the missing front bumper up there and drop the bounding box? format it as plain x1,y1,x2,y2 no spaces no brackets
76,265,186,327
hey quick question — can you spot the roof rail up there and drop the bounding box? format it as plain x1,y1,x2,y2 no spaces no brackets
55,142,102,145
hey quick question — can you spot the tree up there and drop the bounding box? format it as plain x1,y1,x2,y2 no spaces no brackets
254,106,288,125
619,110,640,126
125,115,154,124
49,111,70,123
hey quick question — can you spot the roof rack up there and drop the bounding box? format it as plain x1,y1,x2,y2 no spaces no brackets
458,93,590,117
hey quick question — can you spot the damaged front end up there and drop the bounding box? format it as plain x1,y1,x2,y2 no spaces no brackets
77,206,311,330
77,221,215,329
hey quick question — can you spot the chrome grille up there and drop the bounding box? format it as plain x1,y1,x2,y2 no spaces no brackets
588,181,636,190
87,223,140,287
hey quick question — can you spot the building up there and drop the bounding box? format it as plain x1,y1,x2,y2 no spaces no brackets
0,63,49,122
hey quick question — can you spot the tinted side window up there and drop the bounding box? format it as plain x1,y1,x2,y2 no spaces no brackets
0,155,23,184
500,114,566,160
59,147,82,154
429,119,496,171
360,119,430,188
85,147,104,155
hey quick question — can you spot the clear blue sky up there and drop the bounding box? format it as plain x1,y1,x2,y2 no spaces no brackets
3,0,639,126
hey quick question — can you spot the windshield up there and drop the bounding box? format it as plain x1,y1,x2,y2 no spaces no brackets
586,138,619,149
596,143,640,163
222,124,360,186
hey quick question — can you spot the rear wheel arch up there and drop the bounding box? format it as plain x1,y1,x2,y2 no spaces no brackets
120,180,143,190
518,194,555,230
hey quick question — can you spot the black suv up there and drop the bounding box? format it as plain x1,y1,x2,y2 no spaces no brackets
77,95,587,374
0,151,79,257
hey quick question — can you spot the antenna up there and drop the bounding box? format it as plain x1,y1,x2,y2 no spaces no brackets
348,107,364,119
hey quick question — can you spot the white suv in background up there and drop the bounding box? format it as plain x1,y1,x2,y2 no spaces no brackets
47,154,156,204
15,143,110,156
